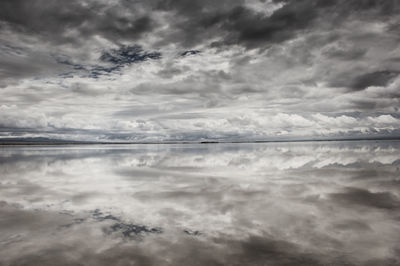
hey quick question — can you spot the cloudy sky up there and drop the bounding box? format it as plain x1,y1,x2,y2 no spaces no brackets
1,0,400,141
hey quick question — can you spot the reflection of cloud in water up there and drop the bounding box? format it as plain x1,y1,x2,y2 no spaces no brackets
0,141,400,265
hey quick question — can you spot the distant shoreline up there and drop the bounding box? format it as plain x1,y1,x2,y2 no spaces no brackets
1,137,400,146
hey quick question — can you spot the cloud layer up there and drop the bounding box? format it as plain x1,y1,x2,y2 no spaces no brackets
0,0,399,141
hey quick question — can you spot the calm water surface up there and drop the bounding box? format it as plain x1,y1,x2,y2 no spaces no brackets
0,141,400,265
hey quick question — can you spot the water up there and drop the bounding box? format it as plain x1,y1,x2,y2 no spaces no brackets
0,141,400,265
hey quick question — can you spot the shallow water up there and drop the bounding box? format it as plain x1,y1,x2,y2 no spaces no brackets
0,141,400,265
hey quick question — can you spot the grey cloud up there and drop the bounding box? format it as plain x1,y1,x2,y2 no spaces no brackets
350,99,378,110
153,0,399,49
0,0,155,45
0,44,68,84
349,71,399,91
0,0,400,140
221,3,317,47
322,45,367,61
153,0,317,49
1,0,399,51
70,83,103,96
330,70,400,91
329,187,400,210
277,0,400,16
331,219,372,232
223,235,335,266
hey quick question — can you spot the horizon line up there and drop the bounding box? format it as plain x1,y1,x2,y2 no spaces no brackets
1,136,400,145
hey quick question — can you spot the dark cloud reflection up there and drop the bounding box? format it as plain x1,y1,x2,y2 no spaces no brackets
1,141,400,265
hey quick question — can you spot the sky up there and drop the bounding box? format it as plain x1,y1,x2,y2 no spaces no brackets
0,0,400,142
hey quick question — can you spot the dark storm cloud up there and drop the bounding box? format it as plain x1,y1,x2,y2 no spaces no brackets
276,0,400,16
1,0,400,140
1,0,399,50
0,0,398,61
349,71,400,91
330,71,400,91
153,0,319,48
0,0,155,45
152,0,400,49
220,3,317,47
330,187,400,210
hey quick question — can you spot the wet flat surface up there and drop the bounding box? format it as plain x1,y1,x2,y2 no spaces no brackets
0,141,400,265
